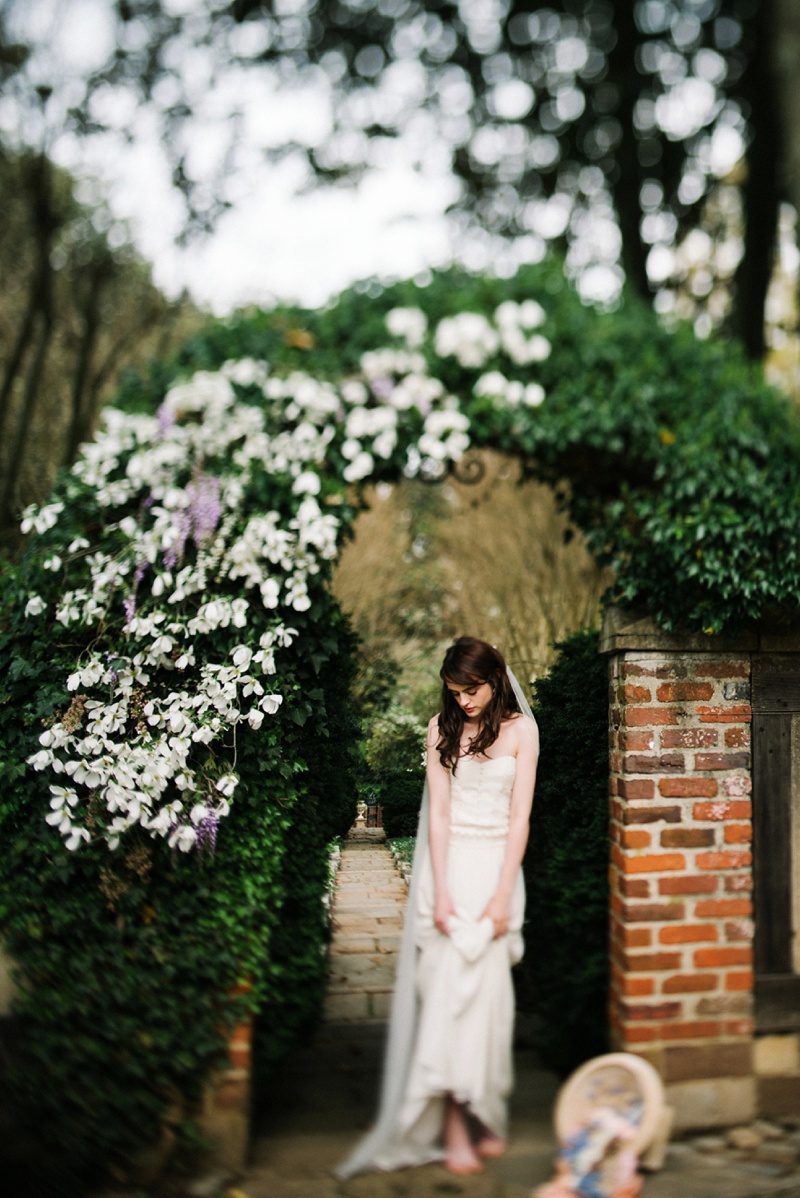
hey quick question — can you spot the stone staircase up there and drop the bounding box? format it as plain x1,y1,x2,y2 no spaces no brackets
324,830,406,1023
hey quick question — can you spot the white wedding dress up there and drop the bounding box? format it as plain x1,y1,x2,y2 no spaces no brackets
339,752,525,1174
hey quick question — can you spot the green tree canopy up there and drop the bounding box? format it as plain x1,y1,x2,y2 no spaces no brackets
0,0,794,354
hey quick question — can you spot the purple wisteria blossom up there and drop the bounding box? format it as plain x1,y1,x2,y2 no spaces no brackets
371,377,394,401
123,560,148,624
196,814,220,856
156,403,177,435
163,473,222,568
163,510,191,570
103,652,120,686
187,473,222,548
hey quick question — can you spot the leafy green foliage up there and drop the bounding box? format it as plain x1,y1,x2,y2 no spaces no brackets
518,630,610,1075
118,260,800,635
3,257,800,1182
387,837,415,869
362,707,426,838
0,356,360,1185
298,265,800,634
376,774,424,839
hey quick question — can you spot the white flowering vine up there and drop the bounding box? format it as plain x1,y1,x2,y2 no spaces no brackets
21,298,551,853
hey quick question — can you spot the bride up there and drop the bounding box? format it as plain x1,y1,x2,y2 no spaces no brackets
338,635,539,1177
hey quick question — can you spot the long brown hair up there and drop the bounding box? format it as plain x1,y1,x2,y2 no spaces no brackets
436,636,519,771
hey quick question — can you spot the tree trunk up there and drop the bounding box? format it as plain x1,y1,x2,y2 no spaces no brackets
0,154,57,527
0,280,39,444
0,306,54,520
731,0,782,358
64,269,104,463
607,2,651,302
771,0,800,227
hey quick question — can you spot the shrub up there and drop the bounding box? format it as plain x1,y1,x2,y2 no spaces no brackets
5,257,800,1180
0,360,361,1183
377,772,424,838
363,707,426,837
517,629,610,1075
301,265,800,635
119,261,800,636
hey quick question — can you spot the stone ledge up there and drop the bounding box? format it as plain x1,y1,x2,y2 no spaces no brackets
346,827,387,843
600,607,760,656
600,606,800,656
667,1075,757,1131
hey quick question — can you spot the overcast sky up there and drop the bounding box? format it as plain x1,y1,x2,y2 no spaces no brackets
106,145,460,314
3,0,469,313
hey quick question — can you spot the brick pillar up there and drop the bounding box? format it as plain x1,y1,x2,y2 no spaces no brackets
200,1005,254,1169
603,612,756,1130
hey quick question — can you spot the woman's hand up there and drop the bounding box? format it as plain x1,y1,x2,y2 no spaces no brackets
482,892,511,939
434,890,457,935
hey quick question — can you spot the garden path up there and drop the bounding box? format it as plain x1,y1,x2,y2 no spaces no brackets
238,830,800,1198
243,829,560,1197
322,832,406,1023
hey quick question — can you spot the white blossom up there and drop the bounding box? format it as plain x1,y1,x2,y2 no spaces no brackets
66,827,92,851
495,299,546,329
221,357,269,387
386,306,428,348
20,501,64,536
24,293,554,853
232,645,253,670
434,313,499,368
292,471,321,496
475,372,546,408
343,451,375,482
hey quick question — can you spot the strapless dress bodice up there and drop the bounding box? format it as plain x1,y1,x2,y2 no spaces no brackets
449,754,516,840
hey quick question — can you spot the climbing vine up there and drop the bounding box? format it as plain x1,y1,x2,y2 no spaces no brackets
2,259,799,1179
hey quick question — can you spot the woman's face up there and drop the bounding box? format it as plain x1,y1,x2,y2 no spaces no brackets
445,676,494,723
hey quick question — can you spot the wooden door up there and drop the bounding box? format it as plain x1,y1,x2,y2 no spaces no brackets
752,655,800,1031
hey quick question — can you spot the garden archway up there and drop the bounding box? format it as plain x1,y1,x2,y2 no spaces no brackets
3,261,800,1175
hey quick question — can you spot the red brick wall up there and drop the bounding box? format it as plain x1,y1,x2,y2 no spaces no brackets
608,653,754,1071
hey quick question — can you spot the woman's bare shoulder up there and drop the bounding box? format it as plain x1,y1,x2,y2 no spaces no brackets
427,713,441,746
509,711,539,747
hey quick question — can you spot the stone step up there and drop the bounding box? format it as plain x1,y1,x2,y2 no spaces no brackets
322,990,392,1021
339,860,392,871
323,837,407,1026
332,910,402,929
336,873,398,882
332,917,401,930
334,934,402,954
332,916,404,935
335,889,403,900
337,873,397,884
327,955,397,988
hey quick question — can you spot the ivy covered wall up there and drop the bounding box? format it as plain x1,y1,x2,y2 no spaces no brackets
2,259,799,1181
